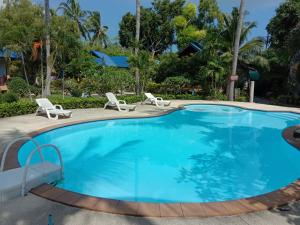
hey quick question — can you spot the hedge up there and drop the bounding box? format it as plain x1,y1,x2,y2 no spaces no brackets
0,94,203,118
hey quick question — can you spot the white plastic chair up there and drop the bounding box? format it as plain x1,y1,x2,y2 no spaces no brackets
144,93,171,107
104,93,136,112
36,98,72,120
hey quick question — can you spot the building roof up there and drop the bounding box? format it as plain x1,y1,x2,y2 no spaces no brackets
178,42,203,57
0,49,20,60
90,50,129,68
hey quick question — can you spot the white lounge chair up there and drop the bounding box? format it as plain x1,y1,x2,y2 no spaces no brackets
36,98,72,120
104,92,136,112
144,93,171,107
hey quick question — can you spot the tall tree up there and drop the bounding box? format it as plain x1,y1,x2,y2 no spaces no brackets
265,0,300,96
267,0,300,50
135,0,141,94
228,0,245,101
221,8,265,62
86,11,109,47
198,0,224,29
173,3,207,48
0,0,44,83
43,0,51,96
119,0,184,55
58,0,88,40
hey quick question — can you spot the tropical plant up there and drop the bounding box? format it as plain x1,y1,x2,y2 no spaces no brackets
86,11,109,48
129,50,156,93
0,0,44,83
43,0,52,96
8,77,28,97
198,0,224,29
66,51,103,80
267,0,300,50
163,76,190,94
173,3,207,48
262,0,300,97
221,7,269,81
58,0,88,40
119,0,184,55
135,0,141,95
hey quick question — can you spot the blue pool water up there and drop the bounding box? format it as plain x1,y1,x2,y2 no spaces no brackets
18,104,300,203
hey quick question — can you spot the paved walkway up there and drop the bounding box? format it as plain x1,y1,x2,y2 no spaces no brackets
1,100,300,225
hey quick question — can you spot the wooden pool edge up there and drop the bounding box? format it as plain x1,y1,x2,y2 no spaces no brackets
4,103,300,218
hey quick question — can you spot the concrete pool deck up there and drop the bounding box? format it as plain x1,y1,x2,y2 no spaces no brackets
1,100,300,224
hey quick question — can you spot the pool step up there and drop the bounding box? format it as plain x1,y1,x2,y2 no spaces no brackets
0,137,63,202
0,162,61,202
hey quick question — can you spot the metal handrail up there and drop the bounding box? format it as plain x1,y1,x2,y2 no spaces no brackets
1,137,44,172
21,144,64,196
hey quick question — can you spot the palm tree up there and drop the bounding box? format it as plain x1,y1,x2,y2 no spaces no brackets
44,0,51,96
222,8,266,63
228,0,245,101
222,3,268,100
86,11,109,48
58,0,88,40
135,0,141,94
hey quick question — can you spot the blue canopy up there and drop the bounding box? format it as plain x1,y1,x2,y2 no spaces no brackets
90,50,129,68
0,49,20,60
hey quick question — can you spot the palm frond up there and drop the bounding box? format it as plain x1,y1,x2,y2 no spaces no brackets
239,37,265,55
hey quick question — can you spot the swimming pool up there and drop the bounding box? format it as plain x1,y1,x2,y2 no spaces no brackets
18,104,300,203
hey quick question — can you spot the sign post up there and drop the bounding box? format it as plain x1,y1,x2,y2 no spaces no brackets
248,70,260,103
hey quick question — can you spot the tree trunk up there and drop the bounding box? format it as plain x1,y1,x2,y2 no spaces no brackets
228,0,245,101
44,0,51,96
135,0,141,95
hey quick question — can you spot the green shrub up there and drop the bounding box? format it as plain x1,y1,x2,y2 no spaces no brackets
146,81,163,93
70,88,82,97
236,95,248,102
0,92,19,103
163,76,190,95
101,68,135,94
8,77,29,97
80,78,98,95
29,85,40,96
0,100,36,117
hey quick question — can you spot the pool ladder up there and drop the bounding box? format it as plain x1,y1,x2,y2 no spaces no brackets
0,137,64,202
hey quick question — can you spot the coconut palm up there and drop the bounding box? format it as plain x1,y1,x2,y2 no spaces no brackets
135,0,141,94
227,0,245,101
86,11,109,48
44,0,51,96
222,8,268,67
58,0,88,40
221,4,269,100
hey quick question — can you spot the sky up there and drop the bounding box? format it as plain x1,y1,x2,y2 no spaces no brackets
28,0,284,40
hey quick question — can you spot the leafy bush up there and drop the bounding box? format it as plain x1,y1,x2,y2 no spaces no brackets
8,77,28,97
80,78,98,95
0,92,19,103
66,51,103,79
101,68,135,94
70,88,82,97
146,81,163,93
163,76,190,94
64,79,82,97
205,91,227,101
0,100,36,117
30,85,41,96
